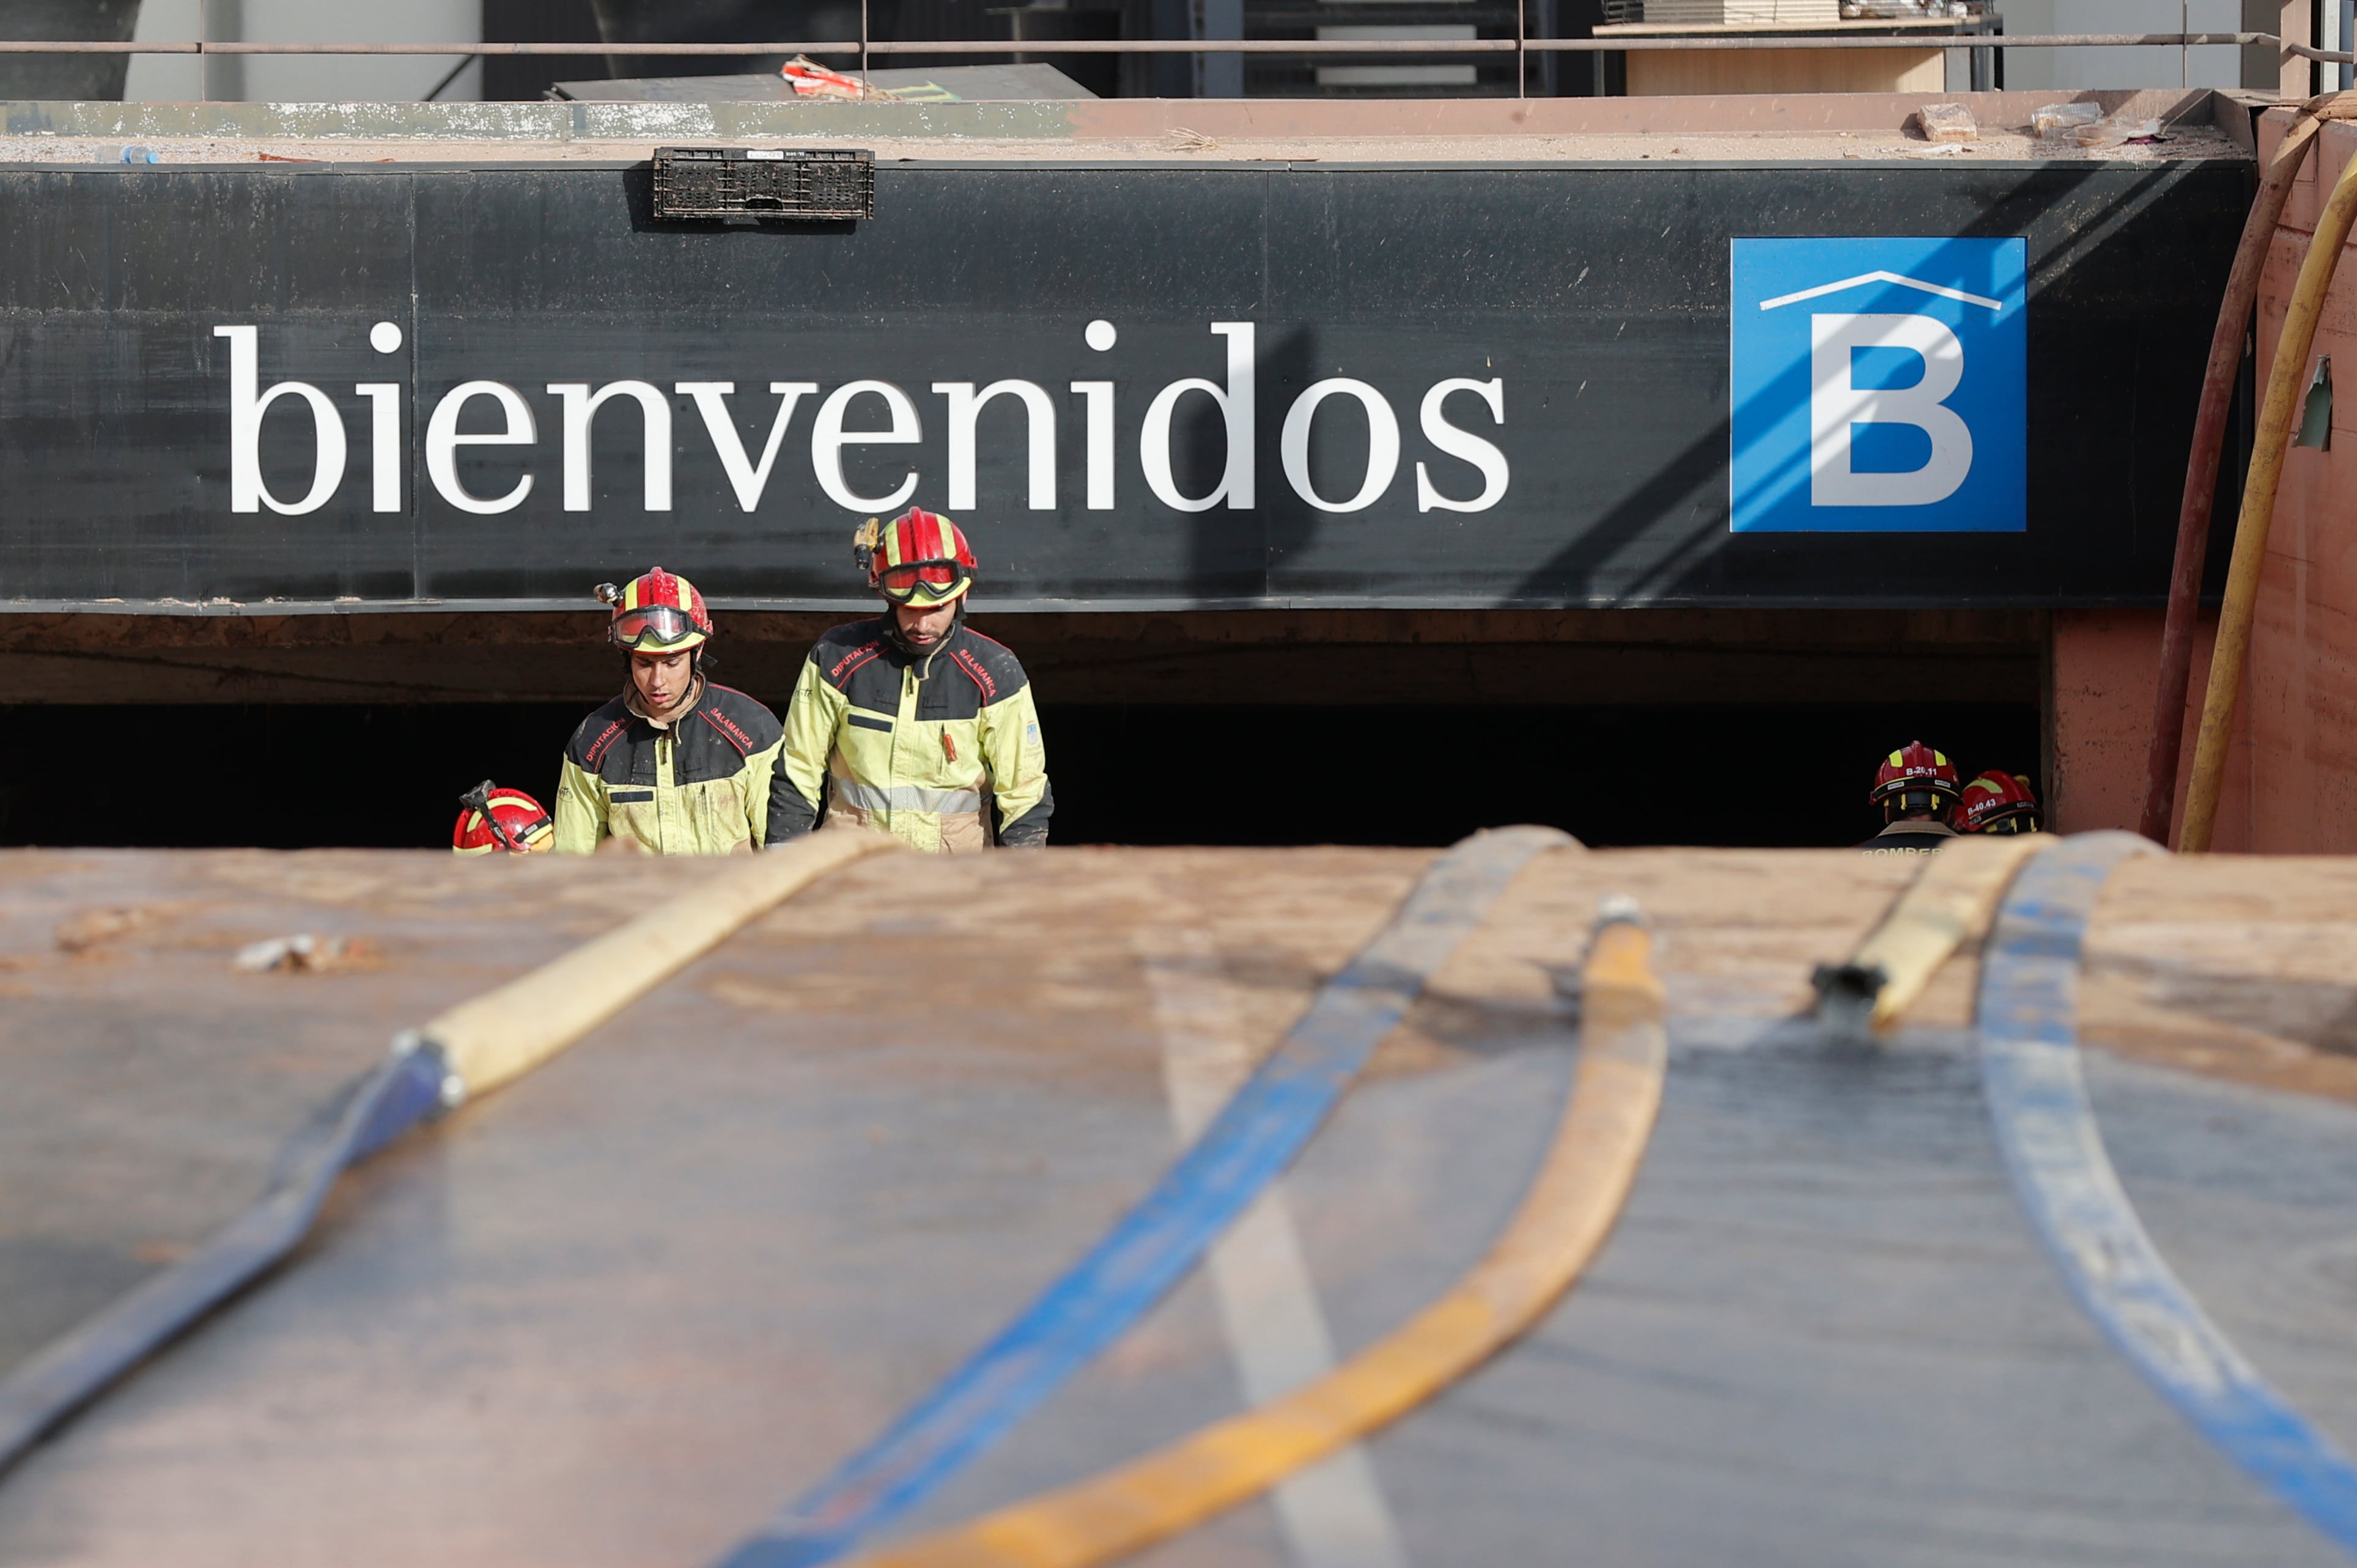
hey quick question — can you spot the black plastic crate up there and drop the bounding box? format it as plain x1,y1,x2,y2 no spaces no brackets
650,146,876,220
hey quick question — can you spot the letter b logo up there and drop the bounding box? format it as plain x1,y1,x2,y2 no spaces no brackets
1809,313,1971,508
1730,237,2025,533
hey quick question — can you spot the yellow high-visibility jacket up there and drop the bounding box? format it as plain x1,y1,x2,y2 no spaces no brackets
772,617,1052,853
553,680,787,855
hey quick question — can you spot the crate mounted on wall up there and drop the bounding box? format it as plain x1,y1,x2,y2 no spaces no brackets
649,147,876,220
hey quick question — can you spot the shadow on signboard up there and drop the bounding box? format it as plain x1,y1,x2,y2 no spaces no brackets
1499,160,2236,608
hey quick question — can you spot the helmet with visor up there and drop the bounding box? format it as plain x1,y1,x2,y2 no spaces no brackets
854,507,978,608
596,567,712,653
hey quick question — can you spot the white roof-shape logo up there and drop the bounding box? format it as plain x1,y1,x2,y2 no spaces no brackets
1758,270,2003,312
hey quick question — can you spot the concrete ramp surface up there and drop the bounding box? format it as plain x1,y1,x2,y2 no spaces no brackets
0,844,2353,1566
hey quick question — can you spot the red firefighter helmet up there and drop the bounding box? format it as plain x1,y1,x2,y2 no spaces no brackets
1958,771,2042,834
452,782,554,855
595,567,712,653
1869,742,1963,816
854,507,977,607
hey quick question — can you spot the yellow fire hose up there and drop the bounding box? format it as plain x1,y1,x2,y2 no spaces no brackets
421,828,899,1103
2182,129,2357,853
2142,92,2357,845
0,828,899,1474
851,902,1668,1568
1811,835,2051,1037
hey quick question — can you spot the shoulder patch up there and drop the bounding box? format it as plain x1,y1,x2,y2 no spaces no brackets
948,647,998,703
949,627,1029,701
699,707,752,757
825,640,885,690
700,683,784,751
811,619,891,691
566,696,633,768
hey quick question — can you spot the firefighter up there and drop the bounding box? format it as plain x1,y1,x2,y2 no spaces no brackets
552,567,789,855
770,507,1051,853
1859,742,1962,854
452,782,555,853
1958,770,2042,834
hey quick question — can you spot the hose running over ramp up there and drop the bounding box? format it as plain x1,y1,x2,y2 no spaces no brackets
716,825,1578,1568
1979,831,2357,1555
0,828,898,1476
850,897,1667,1568
1813,833,2048,1036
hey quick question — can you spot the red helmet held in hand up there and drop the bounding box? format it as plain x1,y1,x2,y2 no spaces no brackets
452,782,554,854
1869,742,1963,819
853,507,977,608
1958,771,2042,834
596,567,712,653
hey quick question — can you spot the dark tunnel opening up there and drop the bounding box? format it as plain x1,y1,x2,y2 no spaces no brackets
0,701,2040,852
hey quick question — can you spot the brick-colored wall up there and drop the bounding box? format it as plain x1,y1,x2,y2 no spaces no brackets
2050,111,2357,852
2046,113,2357,844
2049,608,2244,842
2231,112,2357,850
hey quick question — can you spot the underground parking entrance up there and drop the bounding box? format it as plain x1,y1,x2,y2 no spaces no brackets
0,608,2046,852
0,131,2239,857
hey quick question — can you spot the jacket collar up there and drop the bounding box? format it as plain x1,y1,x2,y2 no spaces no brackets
624,675,704,731
1876,819,1957,839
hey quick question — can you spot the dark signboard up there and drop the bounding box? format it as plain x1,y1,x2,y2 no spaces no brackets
0,157,2246,611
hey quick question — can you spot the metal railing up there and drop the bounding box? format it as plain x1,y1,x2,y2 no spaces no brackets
2,31,2345,56
0,31,2347,100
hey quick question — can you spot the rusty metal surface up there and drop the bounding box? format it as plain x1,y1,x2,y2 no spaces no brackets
0,847,2353,1566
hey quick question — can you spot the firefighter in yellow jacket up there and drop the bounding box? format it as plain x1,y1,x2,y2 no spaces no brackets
553,567,789,855
770,507,1051,853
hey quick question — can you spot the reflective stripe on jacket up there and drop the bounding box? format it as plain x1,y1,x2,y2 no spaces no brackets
553,680,787,855
772,617,1052,854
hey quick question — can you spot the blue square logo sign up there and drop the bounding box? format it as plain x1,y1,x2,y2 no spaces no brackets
1730,237,2027,532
